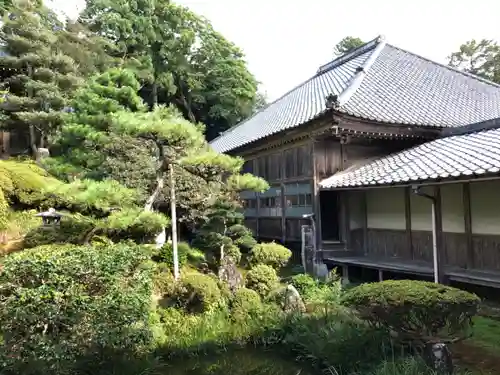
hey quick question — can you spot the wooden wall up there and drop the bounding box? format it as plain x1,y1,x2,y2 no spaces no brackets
344,180,500,273
240,142,314,242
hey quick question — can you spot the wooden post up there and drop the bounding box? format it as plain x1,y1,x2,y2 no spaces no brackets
280,150,286,244
311,137,321,251
433,186,446,284
462,183,474,269
344,191,351,250
255,159,260,238
361,191,368,255
404,187,413,260
378,269,384,282
342,265,350,285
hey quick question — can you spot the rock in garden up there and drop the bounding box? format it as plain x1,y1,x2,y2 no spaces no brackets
218,256,243,292
273,285,306,314
424,343,453,375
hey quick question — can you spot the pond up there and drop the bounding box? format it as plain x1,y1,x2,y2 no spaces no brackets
165,348,315,375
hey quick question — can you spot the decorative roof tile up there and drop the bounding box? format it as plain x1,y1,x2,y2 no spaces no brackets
210,37,500,153
319,126,500,188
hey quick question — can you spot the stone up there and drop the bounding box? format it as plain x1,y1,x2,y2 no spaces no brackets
218,256,243,292
37,148,50,159
273,285,306,314
313,262,329,280
424,343,453,375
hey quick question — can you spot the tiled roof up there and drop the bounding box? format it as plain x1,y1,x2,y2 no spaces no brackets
319,126,500,188
210,36,500,153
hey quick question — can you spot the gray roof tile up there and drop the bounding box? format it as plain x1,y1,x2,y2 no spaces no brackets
210,36,500,153
319,127,500,188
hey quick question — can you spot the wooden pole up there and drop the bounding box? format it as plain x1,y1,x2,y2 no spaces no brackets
170,163,179,281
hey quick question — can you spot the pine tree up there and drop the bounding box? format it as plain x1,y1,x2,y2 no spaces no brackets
0,1,82,158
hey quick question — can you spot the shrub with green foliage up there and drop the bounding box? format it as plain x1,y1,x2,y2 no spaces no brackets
23,216,94,248
249,242,292,269
342,280,481,345
157,241,190,269
227,224,257,252
245,264,279,297
225,244,242,264
173,273,222,314
290,273,318,296
0,243,155,374
231,287,262,317
234,234,257,252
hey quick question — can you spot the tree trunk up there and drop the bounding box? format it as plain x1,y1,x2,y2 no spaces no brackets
144,173,165,212
29,124,38,161
144,142,166,212
151,81,158,108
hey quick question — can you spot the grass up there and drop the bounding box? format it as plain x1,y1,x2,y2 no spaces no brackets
470,316,500,352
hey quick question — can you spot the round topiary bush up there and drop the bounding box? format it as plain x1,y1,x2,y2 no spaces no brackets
173,273,222,314
157,241,189,269
234,234,257,253
245,264,279,297
342,280,481,345
249,242,292,269
231,287,262,318
290,273,318,296
224,244,242,264
0,243,155,373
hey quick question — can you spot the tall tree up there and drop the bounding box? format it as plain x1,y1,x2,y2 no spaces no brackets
0,1,82,158
252,91,268,114
448,39,500,83
81,0,259,140
333,36,365,57
47,68,156,200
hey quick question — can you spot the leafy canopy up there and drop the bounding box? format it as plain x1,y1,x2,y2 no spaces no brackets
448,39,500,83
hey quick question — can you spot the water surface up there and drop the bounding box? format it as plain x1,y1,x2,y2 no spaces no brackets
166,348,315,375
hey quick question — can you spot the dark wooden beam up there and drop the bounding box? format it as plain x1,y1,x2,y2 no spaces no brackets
280,149,286,244
335,114,441,139
312,137,322,249
462,183,474,269
255,158,260,238
343,191,351,250
434,186,446,284
361,191,368,255
404,187,413,260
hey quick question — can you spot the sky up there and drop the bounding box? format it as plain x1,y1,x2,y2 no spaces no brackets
52,0,500,102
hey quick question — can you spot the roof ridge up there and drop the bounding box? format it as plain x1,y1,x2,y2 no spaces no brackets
337,36,387,107
210,36,385,145
316,35,383,76
386,43,500,89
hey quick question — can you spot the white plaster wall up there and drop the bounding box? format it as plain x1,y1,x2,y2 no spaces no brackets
348,191,364,230
366,188,405,230
410,186,432,231
441,184,465,233
470,180,500,235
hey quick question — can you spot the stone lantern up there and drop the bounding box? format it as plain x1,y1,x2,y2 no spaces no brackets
36,208,62,227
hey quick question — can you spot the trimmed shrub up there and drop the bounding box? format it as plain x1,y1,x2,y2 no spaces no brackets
290,273,318,296
245,264,279,297
231,287,262,319
234,234,257,252
249,242,292,269
342,280,481,345
186,247,206,267
23,217,94,248
153,263,176,297
0,243,155,374
156,241,189,269
224,244,242,264
173,273,222,314
227,224,257,252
